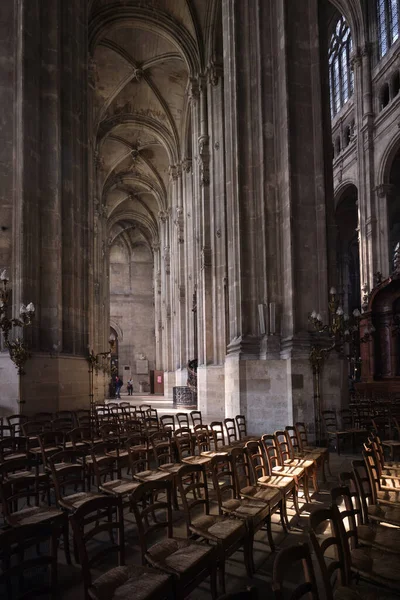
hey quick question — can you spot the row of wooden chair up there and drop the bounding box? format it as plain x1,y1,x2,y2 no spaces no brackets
0,418,329,599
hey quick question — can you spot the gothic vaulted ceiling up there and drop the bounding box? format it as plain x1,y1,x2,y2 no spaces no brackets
89,0,218,252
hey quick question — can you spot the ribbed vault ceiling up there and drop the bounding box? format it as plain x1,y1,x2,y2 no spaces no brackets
90,0,212,253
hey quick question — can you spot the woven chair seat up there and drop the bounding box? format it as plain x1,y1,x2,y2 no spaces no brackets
190,514,246,544
65,441,87,449
100,478,141,496
91,565,171,600
368,503,400,527
7,505,63,527
350,546,400,589
200,450,229,458
5,469,46,481
272,465,304,478
283,458,315,469
3,452,28,461
158,463,182,474
28,446,43,456
182,455,212,466
240,485,281,505
59,491,103,511
134,470,172,483
357,522,400,553
106,450,129,460
258,474,295,493
146,537,215,576
222,497,270,527
303,445,328,455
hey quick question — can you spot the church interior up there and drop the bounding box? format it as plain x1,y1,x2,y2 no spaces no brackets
1,0,400,598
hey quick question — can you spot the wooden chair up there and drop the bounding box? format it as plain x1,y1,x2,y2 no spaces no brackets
354,455,400,527
231,446,281,548
224,418,240,447
363,444,400,499
331,485,400,593
75,409,91,428
177,462,251,593
272,542,319,600
174,429,194,461
91,443,140,504
332,480,400,555
176,412,190,429
309,506,350,600
51,417,73,434
71,495,172,600
235,415,257,443
130,479,218,598
7,414,28,437
245,440,298,529
160,414,175,432
0,469,71,564
128,444,171,484
34,411,53,423
209,421,226,449
0,436,28,463
210,453,272,573
21,420,47,445
49,449,103,514
0,522,61,600
37,430,66,471
261,434,306,506
190,410,202,428
294,421,330,478
143,416,160,436
274,430,313,501
322,410,366,455
284,426,321,491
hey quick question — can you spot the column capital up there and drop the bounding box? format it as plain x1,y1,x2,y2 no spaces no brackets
374,183,395,198
206,61,223,86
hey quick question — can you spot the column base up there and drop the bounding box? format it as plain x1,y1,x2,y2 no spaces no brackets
0,353,20,416
197,365,225,419
19,353,90,415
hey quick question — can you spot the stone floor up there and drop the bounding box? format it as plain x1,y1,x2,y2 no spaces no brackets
56,443,399,600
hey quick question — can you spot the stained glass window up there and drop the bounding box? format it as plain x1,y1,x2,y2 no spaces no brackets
329,16,353,119
378,0,400,58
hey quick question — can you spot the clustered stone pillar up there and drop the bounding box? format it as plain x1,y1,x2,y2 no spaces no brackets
0,0,90,415
220,0,345,434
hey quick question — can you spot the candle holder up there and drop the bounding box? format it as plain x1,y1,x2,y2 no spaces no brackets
0,269,35,375
309,287,362,443
86,334,116,418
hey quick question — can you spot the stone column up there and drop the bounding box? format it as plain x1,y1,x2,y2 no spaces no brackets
221,0,343,435
374,184,395,277
9,0,90,414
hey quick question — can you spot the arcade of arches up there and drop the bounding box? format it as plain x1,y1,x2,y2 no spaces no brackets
1,0,400,436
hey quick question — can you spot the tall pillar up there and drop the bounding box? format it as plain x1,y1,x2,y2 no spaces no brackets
1,0,91,415
222,0,344,435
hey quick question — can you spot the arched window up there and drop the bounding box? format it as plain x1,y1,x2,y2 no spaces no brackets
377,0,400,58
329,16,354,118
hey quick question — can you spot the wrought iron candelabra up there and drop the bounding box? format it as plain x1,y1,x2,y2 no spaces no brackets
87,334,116,418
0,269,35,375
308,287,362,443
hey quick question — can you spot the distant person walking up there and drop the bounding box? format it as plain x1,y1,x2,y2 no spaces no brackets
115,375,123,399
127,378,133,396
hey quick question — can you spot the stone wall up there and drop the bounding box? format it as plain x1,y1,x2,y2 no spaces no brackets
110,242,155,393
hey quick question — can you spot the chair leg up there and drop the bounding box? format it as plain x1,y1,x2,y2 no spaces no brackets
210,563,218,600
266,514,275,552
63,517,72,565
312,467,319,493
336,433,340,456
218,556,226,594
325,453,332,477
279,498,288,533
303,474,310,503
292,487,301,517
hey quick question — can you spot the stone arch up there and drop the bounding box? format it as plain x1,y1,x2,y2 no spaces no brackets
110,319,123,342
378,132,400,186
328,0,366,46
107,210,160,247
334,180,358,210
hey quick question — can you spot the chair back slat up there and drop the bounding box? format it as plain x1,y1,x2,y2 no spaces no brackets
272,542,319,600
